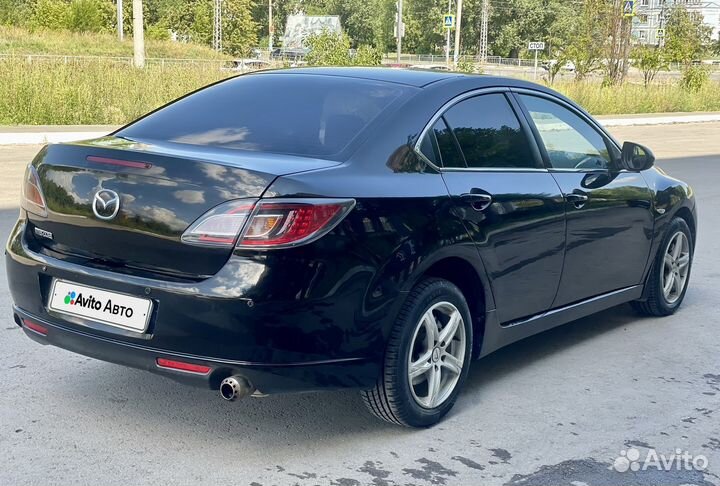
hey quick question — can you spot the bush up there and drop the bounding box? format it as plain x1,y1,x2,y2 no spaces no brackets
146,23,171,41
305,30,352,66
67,0,114,33
30,0,71,30
306,31,382,67
680,65,709,91
456,58,476,73
353,45,382,66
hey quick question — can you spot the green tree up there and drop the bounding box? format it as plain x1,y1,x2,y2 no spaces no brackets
489,0,574,58
632,44,667,87
0,0,34,25
403,0,445,54
563,0,610,79
222,0,258,55
664,5,711,66
603,0,633,85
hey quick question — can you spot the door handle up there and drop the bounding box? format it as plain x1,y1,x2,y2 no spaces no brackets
565,191,589,209
460,193,493,211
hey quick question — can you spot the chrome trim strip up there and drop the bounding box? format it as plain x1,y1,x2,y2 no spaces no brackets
413,87,552,173
440,167,548,173
503,285,641,328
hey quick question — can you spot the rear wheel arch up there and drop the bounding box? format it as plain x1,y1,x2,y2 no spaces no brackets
415,255,489,358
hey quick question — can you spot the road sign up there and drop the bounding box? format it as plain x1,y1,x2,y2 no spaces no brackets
623,0,635,17
394,21,405,38
444,14,454,28
528,41,545,51
656,28,665,38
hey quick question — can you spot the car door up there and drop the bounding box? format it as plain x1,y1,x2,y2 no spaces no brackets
513,91,654,307
417,90,566,324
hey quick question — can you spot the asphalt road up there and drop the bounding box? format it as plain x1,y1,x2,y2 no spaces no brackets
1,123,719,486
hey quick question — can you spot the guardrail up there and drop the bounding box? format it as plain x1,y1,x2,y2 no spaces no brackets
384,53,537,67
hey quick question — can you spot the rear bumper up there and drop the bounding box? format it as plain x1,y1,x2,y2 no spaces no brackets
6,218,386,394
13,307,375,393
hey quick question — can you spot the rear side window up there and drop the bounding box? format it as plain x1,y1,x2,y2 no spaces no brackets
117,74,409,158
432,117,466,168
442,94,539,169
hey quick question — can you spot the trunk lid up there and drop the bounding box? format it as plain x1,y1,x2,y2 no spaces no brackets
28,137,339,279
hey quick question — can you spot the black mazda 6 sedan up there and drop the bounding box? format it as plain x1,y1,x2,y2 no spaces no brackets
6,68,697,427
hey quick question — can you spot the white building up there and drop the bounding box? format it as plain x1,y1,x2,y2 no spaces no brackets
632,0,720,45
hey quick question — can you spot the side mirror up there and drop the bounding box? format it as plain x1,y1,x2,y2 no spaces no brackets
621,141,655,171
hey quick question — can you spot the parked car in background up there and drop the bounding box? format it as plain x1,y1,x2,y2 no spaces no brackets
222,59,271,72
7,68,696,427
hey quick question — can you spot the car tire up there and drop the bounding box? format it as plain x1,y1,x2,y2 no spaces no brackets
632,217,693,316
361,277,473,427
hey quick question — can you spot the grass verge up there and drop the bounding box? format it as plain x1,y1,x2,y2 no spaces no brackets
0,58,232,125
0,25,230,60
1,58,719,125
555,80,720,115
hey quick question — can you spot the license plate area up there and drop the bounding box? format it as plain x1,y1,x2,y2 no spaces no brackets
48,279,152,333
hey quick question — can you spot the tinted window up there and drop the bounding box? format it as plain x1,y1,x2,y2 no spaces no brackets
442,94,538,169
432,117,465,168
117,74,409,158
418,128,441,166
519,95,612,170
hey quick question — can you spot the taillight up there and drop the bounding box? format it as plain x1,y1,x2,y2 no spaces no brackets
181,200,256,247
181,198,355,249
237,199,355,249
21,164,47,217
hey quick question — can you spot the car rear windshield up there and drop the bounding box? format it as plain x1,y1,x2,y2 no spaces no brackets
116,73,410,158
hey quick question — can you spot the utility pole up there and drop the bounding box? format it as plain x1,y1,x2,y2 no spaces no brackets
478,0,489,64
213,0,223,52
132,0,144,68
268,0,273,53
453,0,463,68
117,0,123,41
446,0,452,66
396,0,403,63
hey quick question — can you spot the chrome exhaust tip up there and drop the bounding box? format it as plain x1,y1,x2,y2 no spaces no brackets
219,375,255,401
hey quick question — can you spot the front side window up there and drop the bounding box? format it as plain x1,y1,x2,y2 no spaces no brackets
519,94,612,170
441,94,538,169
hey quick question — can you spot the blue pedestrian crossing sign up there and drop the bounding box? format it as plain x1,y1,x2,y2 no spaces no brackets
444,14,454,28
623,0,635,17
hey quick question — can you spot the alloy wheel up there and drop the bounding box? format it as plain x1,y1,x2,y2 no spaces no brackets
407,301,466,409
662,231,690,304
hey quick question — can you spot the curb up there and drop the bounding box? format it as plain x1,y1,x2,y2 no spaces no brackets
598,113,720,127
1,113,720,145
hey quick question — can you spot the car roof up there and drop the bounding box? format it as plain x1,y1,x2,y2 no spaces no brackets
251,67,555,92
253,67,463,87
